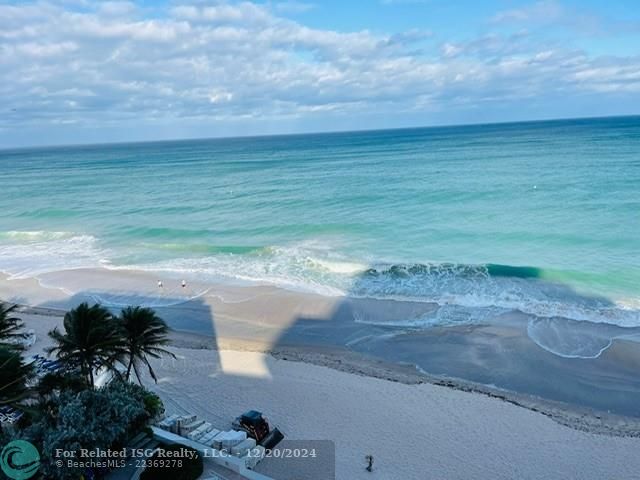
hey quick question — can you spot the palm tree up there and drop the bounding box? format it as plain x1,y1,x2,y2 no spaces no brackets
47,303,123,388
0,302,27,350
0,346,32,407
117,306,175,385
0,304,32,411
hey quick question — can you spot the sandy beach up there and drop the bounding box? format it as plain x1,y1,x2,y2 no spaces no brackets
3,268,640,422
11,303,640,480
2,267,640,479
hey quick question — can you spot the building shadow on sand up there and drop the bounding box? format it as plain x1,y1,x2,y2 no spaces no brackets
28,269,640,477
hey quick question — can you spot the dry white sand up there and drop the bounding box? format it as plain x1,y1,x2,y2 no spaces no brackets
18,310,640,480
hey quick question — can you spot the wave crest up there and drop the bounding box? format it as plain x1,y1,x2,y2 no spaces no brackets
0,232,638,329
0,232,108,279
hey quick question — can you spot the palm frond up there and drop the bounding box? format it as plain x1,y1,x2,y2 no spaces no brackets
116,306,173,385
46,302,125,388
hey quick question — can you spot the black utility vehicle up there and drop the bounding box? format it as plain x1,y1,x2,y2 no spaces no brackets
232,410,284,450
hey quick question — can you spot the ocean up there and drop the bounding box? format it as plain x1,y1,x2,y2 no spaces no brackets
1,116,639,358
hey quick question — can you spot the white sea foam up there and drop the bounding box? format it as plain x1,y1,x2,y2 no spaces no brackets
0,233,109,280
353,304,509,328
1,232,638,334
122,242,352,298
126,248,639,330
527,317,640,359
87,287,210,308
0,230,75,241
349,265,640,328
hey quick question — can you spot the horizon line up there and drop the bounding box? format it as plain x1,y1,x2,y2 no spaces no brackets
2,113,639,153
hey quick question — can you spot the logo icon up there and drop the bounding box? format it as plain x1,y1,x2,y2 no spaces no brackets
0,440,40,480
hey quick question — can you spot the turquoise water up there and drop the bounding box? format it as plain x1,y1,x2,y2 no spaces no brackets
1,116,639,331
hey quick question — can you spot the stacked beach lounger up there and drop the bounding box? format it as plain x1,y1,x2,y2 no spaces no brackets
30,354,64,376
2,356,67,427
155,414,266,469
0,406,23,425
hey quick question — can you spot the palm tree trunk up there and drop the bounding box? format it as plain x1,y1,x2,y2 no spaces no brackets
126,354,134,382
132,361,143,386
80,362,89,388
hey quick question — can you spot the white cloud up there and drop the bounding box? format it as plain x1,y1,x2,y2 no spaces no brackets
6,41,78,57
98,1,136,17
441,42,462,58
491,1,564,24
490,0,629,36
0,0,639,140
171,2,273,24
208,90,234,103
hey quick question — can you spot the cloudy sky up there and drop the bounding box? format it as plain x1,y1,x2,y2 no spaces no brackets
1,0,639,147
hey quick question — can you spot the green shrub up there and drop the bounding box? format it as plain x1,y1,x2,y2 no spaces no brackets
17,380,165,480
0,346,32,407
143,390,164,418
140,445,203,480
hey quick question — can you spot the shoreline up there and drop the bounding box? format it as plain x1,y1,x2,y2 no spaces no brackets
15,303,640,437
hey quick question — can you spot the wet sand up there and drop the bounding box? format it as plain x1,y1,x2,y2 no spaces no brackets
13,307,640,480
2,267,640,433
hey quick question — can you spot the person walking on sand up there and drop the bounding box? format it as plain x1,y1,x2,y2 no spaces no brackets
181,279,187,288
366,455,373,472
157,280,163,289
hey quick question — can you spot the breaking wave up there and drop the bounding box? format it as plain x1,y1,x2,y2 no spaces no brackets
1,231,639,358
0,231,110,279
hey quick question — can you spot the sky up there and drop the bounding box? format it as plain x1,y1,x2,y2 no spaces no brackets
1,0,639,147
